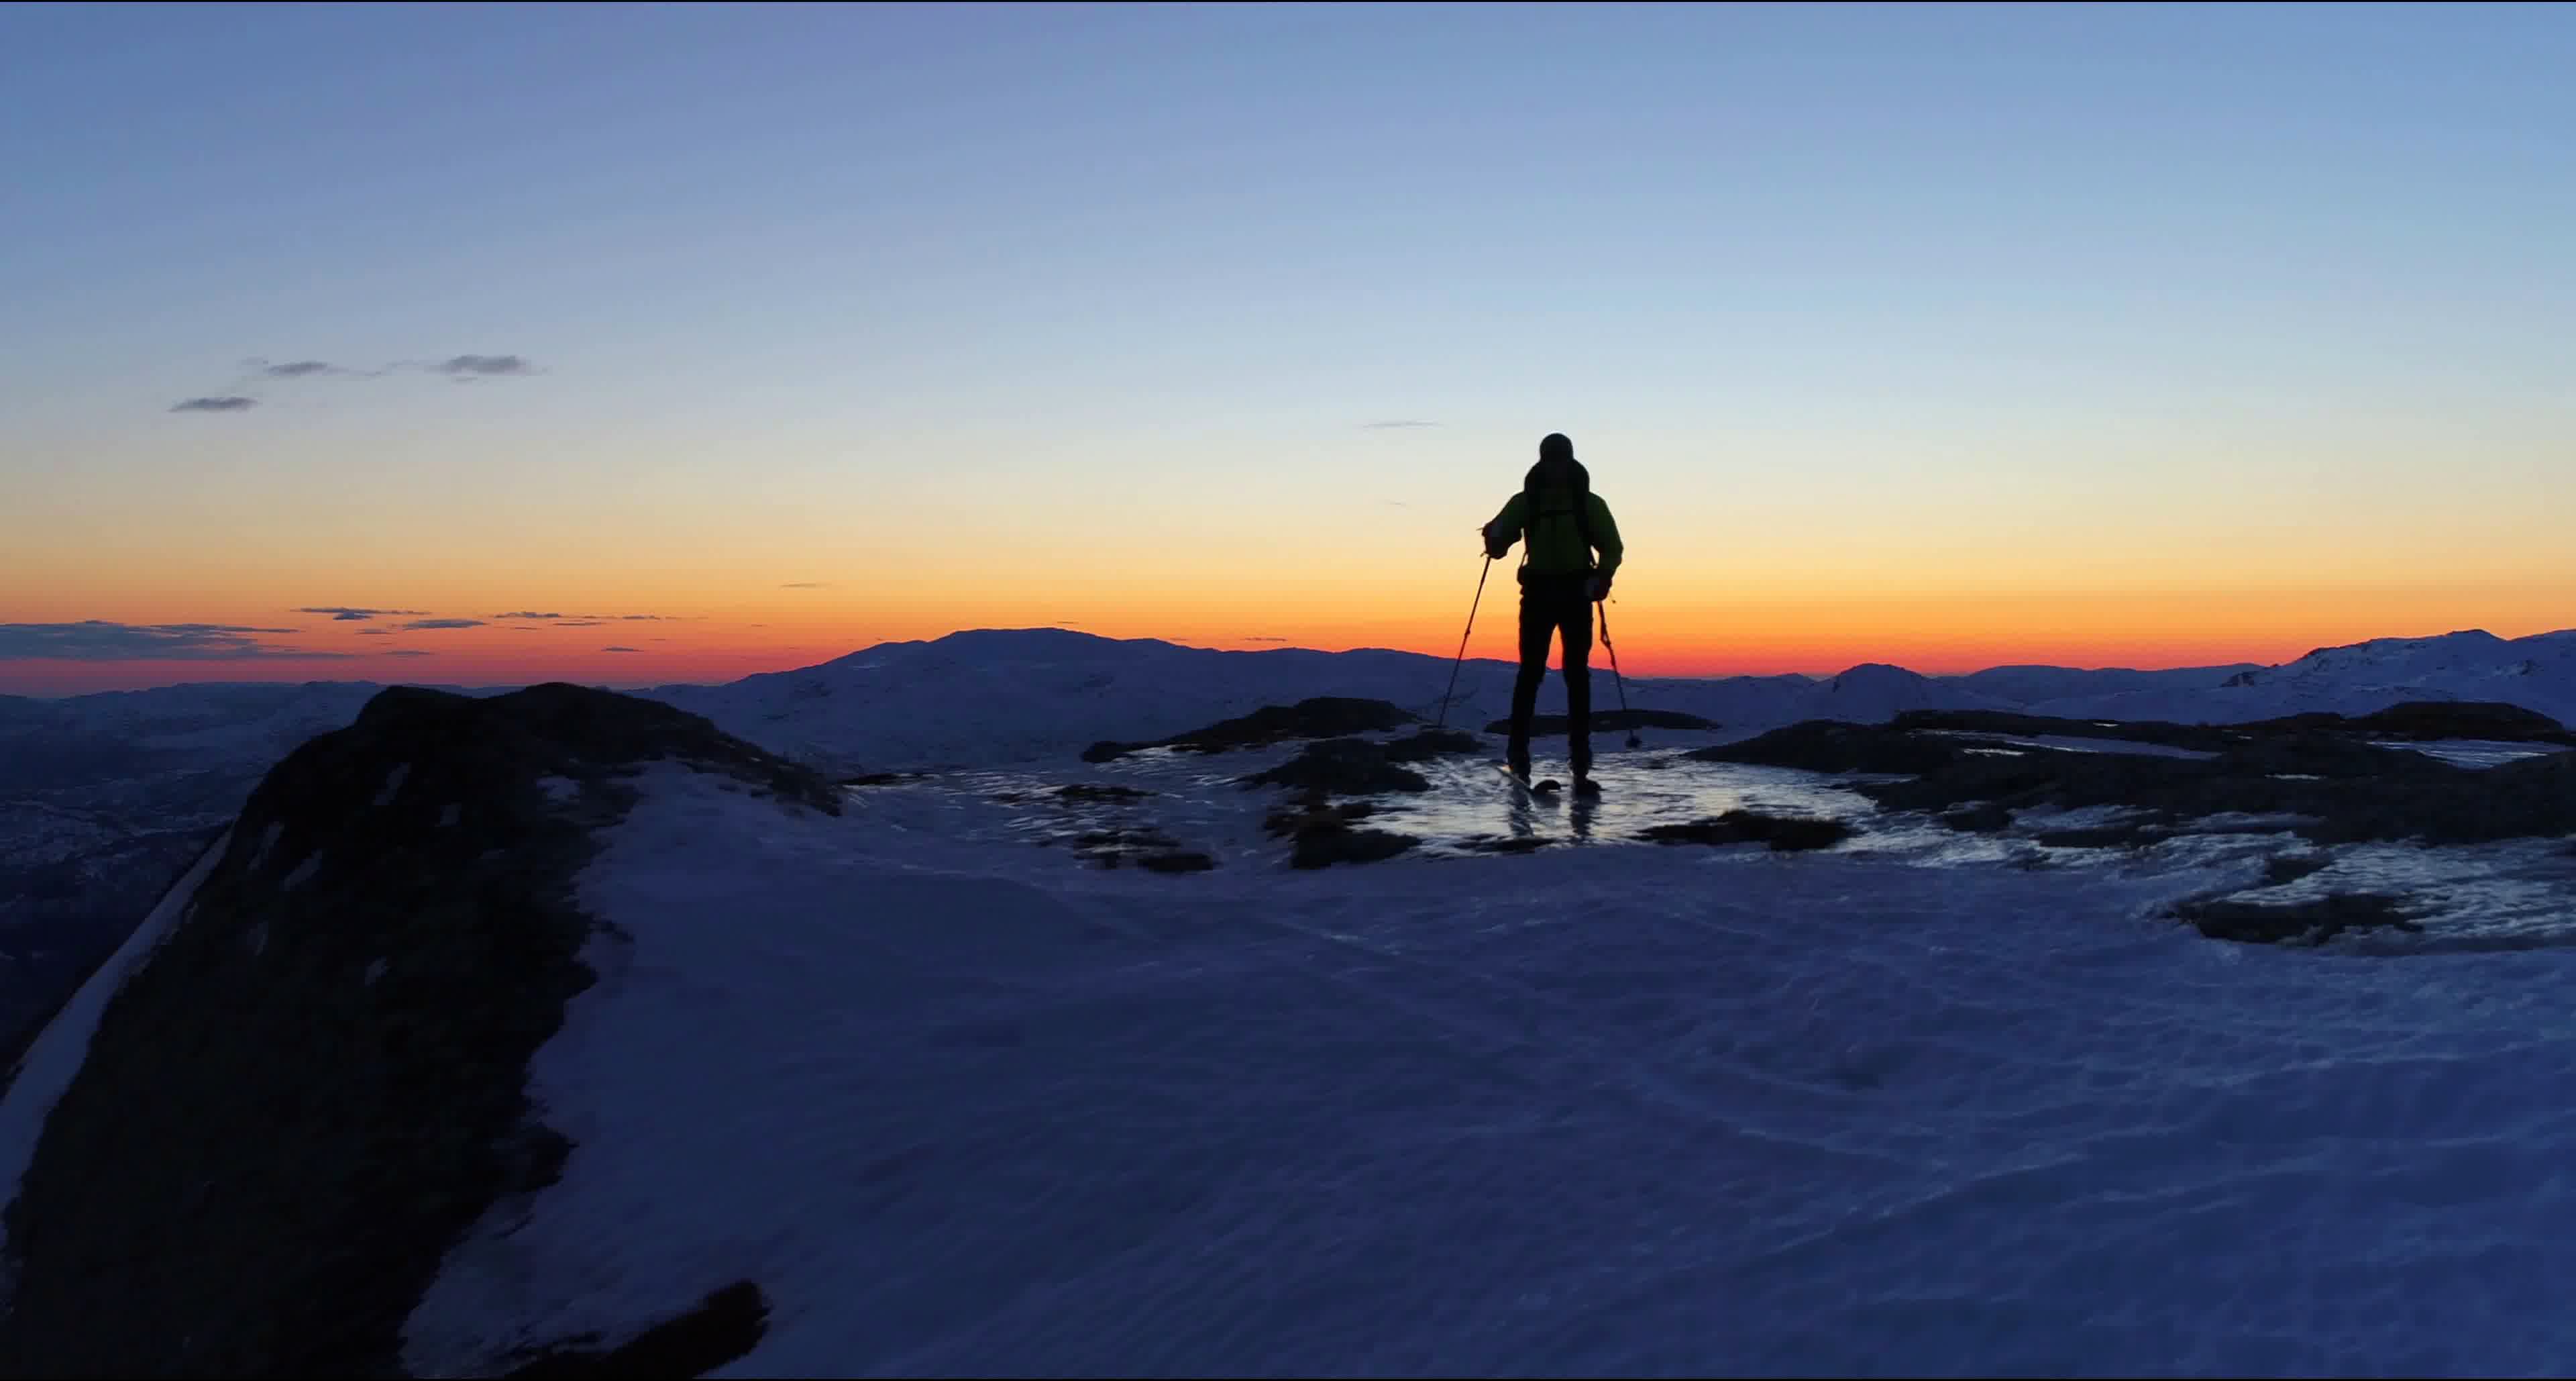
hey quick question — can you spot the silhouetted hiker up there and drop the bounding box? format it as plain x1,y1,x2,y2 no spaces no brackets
1483,432,1623,792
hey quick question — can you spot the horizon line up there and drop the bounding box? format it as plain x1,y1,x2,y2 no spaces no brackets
7,622,2567,701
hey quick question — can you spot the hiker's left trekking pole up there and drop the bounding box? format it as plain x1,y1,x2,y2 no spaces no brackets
1436,556,1492,730
1599,598,1642,748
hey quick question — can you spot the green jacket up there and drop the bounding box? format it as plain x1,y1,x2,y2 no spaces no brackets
1487,487,1623,577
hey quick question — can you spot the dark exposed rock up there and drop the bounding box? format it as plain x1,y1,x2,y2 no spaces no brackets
1688,721,1964,776
2176,892,2425,945
1701,707,2576,848
840,770,928,786
1640,811,1854,852
1381,729,1487,763
1894,709,2246,753
1083,697,1421,762
2256,701,2575,745
1054,783,1155,802
1242,738,1430,796
1289,823,1419,870
1136,850,1217,874
1263,783,1416,868
1462,835,1554,855
1263,794,1377,839
2031,822,2169,850
1940,802,2013,833
503,1280,770,1378
1897,700,2573,752
2264,853,2332,886
0,683,830,1378
1060,826,1207,870
1480,709,1718,735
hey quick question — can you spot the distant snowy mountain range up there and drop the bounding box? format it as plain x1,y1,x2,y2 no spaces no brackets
640,624,2576,772
8,623,2575,786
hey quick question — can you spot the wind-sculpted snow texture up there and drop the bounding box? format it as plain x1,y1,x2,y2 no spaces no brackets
390,763,2576,1376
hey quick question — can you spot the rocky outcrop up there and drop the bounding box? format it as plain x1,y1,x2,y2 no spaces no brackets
1083,698,1422,762
1641,812,1854,852
1242,739,1434,797
0,683,826,1378
2174,892,2426,945
1263,792,1417,870
1692,707,2576,849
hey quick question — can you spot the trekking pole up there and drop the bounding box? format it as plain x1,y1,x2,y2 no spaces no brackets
1435,556,1493,730
1597,598,1642,748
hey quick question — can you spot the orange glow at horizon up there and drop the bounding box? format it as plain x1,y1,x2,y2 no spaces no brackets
9,570,2570,697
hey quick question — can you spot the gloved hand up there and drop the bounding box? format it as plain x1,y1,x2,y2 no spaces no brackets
1483,524,1513,560
1589,574,1613,602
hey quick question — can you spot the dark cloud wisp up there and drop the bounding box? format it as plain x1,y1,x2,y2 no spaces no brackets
402,618,486,631
0,621,347,662
298,607,429,622
602,646,641,653
170,351,543,413
439,354,535,377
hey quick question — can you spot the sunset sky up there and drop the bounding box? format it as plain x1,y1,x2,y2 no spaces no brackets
5,3,2571,695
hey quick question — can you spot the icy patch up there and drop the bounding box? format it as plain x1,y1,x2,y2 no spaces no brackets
2270,840,2576,953
1369,754,1880,859
245,921,266,957
2188,811,2322,832
0,832,229,1266
2017,732,2216,760
364,958,388,986
280,854,322,892
1924,729,2217,761
374,764,411,807
2377,739,2567,770
2013,803,2156,833
534,776,580,805
247,820,283,871
438,803,462,828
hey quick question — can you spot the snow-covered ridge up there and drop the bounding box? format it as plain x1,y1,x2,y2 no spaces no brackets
0,683,841,1375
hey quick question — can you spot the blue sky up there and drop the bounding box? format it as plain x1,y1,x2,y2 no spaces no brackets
5,2,2573,689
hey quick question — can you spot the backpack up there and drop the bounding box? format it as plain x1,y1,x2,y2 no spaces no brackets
1519,458,1598,578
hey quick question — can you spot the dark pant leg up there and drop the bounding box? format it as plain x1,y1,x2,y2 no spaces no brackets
1556,586,1593,774
1509,583,1554,771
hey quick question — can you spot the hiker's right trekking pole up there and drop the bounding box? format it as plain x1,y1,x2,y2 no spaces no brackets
1598,598,1642,748
1435,556,1492,730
